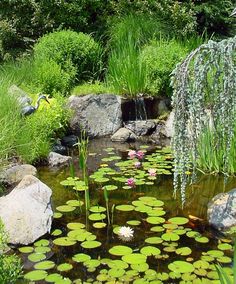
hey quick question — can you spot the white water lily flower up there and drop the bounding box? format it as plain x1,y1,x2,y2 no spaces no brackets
118,226,134,242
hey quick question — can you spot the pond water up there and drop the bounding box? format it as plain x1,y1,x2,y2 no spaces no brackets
18,138,235,283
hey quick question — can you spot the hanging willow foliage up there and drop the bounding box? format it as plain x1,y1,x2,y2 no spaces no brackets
171,36,236,204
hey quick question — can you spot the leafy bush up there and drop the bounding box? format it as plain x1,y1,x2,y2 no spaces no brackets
34,30,103,88
141,39,190,96
0,220,22,284
72,81,113,96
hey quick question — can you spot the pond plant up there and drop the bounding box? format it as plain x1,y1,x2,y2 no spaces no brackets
19,146,235,283
171,36,236,204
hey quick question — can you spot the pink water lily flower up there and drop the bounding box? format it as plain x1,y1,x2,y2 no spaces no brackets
128,150,136,159
148,168,157,176
134,161,141,168
127,178,136,187
136,150,144,160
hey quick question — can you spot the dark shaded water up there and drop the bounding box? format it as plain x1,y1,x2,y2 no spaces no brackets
19,138,236,283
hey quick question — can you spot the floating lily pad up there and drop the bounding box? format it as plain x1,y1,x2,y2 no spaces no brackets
150,226,165,232
127,220,141,226
140,246,161,256
28,253,46,262
53,237,76,246
57,263,73,272
145,237,163,244
56,205,75,213
81,240,101,249
53,212,62,219
122,253,147,265
34,239,50,247
131,263,149,272
168,261,195,273
168,217,189,225
193,260,210,269
176,247,192,256
89,206,106,213
146,217,165,224
108,268,125,278
51,229,62,236
89,213,106,221
195,236,209,243
103,185,118,191
207,250,224,258
66,200,84,207
84,259,100,268
34,260,55,270
108,259,128,269
18,246,34,253
218,243,232,250
73,253,91,263
116,205,135,211
217,256,232,263
34,246,51,254
67,222,85,230
109,245,133,256
161,232,180,241
93,222,107,229
24,270,48,281
45,273,63,282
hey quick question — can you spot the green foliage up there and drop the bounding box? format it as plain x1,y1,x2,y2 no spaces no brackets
34,30,103,89
141,39,189,96
72,81,113,96
0,220,22,284
106,14,160,97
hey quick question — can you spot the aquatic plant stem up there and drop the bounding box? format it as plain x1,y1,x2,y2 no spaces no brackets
103,186,110,225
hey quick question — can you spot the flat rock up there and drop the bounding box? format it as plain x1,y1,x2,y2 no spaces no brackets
68,94,122,138
0,164,37,185
207,188,236,232
0,175,53,245
111,128,136,142
124,120,156,136
48,152,71,167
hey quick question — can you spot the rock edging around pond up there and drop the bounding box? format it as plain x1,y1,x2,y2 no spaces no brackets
0,175,53,245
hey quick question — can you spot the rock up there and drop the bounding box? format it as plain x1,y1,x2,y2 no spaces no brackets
124,120,156,136
48,152,71,167
111,128,136,142
0,164,37,185
150,123,165,143
160,111,174,138
68,94,122,138
61,135,78,147
207,188,236,231
51,144,67,155
0,175,53,245
8,84,32,106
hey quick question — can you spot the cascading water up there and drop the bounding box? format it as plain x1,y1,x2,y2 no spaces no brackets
134,96,147,121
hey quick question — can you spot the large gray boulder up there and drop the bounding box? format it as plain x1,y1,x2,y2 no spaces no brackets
48,151,71,167
0,175,53,245
207,188,236,232
111,128,136,142
124,120,156,136
0,164,37,185
160,111,174,138
68,94,122,138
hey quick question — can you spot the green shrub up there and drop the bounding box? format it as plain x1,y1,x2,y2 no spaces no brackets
72,81,113,96
34,30,103,87
34,59,76,94
141,39,189,96
0,220,22,284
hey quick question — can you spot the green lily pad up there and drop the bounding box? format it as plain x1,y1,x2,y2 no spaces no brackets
176,247,192,256
127,220,141,226
116,205,135,211
28,253,46,262
53,237,76,246
93,222,107,229
108,268,125,278
24,270,48,281
34,260,55,270
67,222,85,230
18,246,34,253
207,250,224,258
145,237,163,244
45,273,63,282
89,213,106,221
131,263,149,272
108,259,129,269
161,232,180,241
195,236,209,243
57,263,73,272
193,260,210,269
84,259,100,268
168,261,195,273
168,217,189,225
34,239,50,247
53,212,62,219
109,245,133,256
150,226,165,232
51,229,63,236
103,185,118,191
34,246,51,253
73,253,91,263
81,240,101,249
217,256,232,263
122,253,147,265
56,205,75,213
146,217,165,224
218,243,233,250
89,206,106,213
140,246,161,256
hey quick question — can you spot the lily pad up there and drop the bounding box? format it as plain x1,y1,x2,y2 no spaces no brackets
34,260,55,270
218,243,232,251
56,205,75,213
108,268,125,278
67,222,85,230
53,237,76,246
89,206,106,213
176,247,192,256
18,246,34,253
127,220,141,226
146,217,165,224
24,270,48,281
45,273,63,282
140,246,161,256
161,232,180,242
51,229,63,236
34,246,51,254
109,245,133,256
145,237,163,244
28,253,46,262
57,263,73,272
168,261,195,273
73,253,91,263
93,222,107,229
81,240,101,249
131,263,149,272
168,217,189,225
116,205,135,211
89,213,106,221
66,200,84,207
122,253,147,265
34,239,49,247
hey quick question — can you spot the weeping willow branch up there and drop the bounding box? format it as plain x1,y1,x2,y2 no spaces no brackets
171,36,236,204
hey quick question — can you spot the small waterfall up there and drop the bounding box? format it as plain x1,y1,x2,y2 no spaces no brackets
134,97,147,120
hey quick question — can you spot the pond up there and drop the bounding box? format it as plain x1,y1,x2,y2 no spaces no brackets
19,138,235,283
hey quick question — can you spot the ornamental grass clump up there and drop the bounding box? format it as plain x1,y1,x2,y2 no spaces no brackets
171,36,236,204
